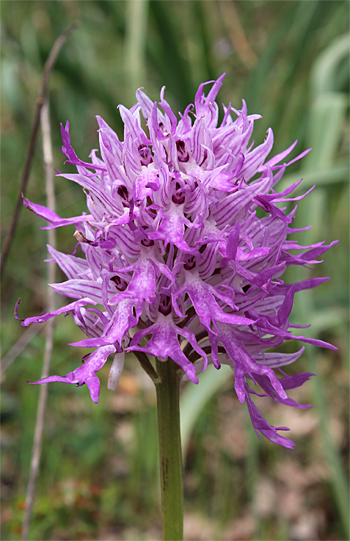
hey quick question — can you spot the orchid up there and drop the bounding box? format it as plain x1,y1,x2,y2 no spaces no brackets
16,73,336,452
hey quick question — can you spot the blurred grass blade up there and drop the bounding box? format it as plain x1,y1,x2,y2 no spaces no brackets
245,16,288,112
310,33,350,96
246,1,317,115
292,308,348,337
303,92,348,170
148,1,193,108
279,163,349,192
124,0,149,104
180,365,232,460
192,1,216,81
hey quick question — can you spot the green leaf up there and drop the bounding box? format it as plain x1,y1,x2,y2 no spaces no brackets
180,365,232,460
310,33,350,96
303,92,348,171
124,0,149,105
279,163,349,193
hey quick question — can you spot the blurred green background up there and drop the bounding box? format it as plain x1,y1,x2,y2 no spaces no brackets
1,1,349,540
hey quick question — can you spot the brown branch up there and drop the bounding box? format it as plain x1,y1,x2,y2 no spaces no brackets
21,101,57,541
0,324,42,379
218,1,257,69
0,20,80,280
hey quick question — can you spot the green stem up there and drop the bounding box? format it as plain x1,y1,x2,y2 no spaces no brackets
156,359,183,541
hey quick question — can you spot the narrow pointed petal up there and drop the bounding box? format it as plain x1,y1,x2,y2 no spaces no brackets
107,352,125,390
28,345,116,403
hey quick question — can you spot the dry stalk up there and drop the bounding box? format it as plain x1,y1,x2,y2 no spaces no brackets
0,325,41,379
1,20,80,279
21,101,56,541
219,1,257,69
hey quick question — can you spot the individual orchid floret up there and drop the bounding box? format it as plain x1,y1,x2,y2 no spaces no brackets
17,74,337,448
128,313,207,384
28,345,116,403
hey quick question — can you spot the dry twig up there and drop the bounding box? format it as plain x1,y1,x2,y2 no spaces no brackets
218,1,257,69
21,101,57,541
0,324,41,379
0,20,80,279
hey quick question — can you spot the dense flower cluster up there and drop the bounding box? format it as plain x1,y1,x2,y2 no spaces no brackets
17,74,336,448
